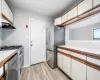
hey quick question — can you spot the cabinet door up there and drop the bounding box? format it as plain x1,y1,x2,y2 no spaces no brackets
62,13,68,23
54,17,62,25
72,53,86,80
78,0,92,15
93,0,100,7
63,55,72,77
57,53,63,69
2,0,13,23
68,7,77,20
87,57,100,80
87,67,100,80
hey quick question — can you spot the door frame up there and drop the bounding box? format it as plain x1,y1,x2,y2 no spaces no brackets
29,18,46,66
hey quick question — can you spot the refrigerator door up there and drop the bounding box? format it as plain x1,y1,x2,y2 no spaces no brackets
46,27,54,51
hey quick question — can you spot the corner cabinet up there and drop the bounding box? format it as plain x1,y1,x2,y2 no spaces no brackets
2,0,13,23
78,0,92,15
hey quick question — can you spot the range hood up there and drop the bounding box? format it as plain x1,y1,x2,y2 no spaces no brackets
1,19,16,29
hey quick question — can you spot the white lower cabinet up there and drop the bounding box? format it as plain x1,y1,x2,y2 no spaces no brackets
72,59,86,80
57,53,63,69
62,55,72,77
87,66,100,80
57,49,100,80
87,57,100,80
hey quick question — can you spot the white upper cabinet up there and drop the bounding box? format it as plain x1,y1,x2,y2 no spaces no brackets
68,7,78,20
87,57,100,80
54,17,62,25
57,52,63,69
93,0,100,7
78,0,92,15
2,0,13,23
62,13,68,23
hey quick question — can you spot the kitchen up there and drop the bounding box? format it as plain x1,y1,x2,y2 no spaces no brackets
0,0,100,80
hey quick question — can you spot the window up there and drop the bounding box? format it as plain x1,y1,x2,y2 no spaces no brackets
93,28,100,40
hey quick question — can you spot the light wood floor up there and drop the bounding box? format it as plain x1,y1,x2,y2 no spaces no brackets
21,62,69,80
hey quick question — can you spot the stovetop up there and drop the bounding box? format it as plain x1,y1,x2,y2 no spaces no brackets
0,45,22,51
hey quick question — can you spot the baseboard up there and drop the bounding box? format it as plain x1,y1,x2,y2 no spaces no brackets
22,64,30,68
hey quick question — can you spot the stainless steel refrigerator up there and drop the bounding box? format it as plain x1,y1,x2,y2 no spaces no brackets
46,26,65,69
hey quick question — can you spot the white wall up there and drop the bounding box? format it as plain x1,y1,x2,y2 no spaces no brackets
66,40,100,49
3,8,54,66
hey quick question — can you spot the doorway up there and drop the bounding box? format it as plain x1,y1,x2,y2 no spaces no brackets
29,19,46,65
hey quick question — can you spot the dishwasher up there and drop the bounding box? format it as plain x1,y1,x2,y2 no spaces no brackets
6,53,18,80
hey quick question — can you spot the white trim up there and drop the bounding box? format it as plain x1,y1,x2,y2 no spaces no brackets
29,18,35,66
29,18,46,66
22,64,30,68
28,18,32,66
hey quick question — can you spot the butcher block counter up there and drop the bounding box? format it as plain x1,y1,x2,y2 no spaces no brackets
0,50,17,79
57,45,100,80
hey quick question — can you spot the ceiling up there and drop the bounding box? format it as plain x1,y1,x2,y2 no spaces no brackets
6,0,83,18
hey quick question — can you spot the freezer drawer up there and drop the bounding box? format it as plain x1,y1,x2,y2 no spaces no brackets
46,50,56,68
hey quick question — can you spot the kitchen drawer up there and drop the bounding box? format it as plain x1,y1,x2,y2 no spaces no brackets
87,57,100,66
72,52,86,60
57,48,71,55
